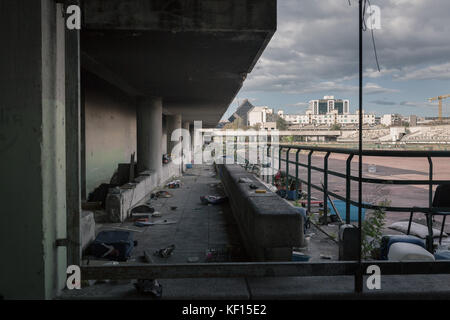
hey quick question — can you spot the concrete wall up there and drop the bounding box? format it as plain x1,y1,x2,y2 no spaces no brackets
83,72,137,195
0,0,67,299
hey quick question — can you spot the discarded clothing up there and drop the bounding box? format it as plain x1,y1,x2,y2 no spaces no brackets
154,244,175,258
86,230,136,261
167,180,181,188
200,195,227,205
156,190,172,198
134,279,162,298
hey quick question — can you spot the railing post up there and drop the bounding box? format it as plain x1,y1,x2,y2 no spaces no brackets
346,154,354,224
323,152,331,225
427,156,434,252
308,150,313,214
295,149,301,198
271,145,275,185
286,148,292,192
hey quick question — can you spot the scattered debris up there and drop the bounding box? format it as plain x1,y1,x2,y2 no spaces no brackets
187,257,199,263
320,254,332,260
292,251,310,261
131,204,155,214
167,180,181,188
200,195,227,205
154,244,175,258
134,279,162,298
156,190,172,198
238,177,253,183
151,212,162,217
134,220,177,227
86,230,137,261
112,226,144,233
255,189,266,194
249,184,258,189
170,206,177,211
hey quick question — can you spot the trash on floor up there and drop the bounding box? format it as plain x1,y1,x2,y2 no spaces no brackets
170,206,177,211
154,244,175,258
320,254,332,260
134,279,162,298
292,251,310,261
167,180,181,188
133,217,149,223
151,212,162,217
255,189,266,194
187,257,199,263
156,190,172,198
249,184,258,189
86,230,137,261
135,220,177,227
131,204,155,214
200,195,227,205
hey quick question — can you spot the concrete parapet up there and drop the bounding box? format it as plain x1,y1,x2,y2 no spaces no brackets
105,162,181,222
217,164,304,261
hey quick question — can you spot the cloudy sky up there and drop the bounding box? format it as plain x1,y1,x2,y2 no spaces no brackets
222,0,450,119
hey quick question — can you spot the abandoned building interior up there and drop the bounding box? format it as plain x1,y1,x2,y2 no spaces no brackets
1,0,450,301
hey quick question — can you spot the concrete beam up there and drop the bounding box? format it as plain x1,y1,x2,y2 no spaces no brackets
81,51,142,97
82,0,276,32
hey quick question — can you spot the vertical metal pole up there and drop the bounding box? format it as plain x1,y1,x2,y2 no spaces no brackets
286,148,291,192
323,152,331,224
427,156,434,252
271,145,275,185
295,149,301,197
355,0,364,294
307,151,313,214
346,154,354,224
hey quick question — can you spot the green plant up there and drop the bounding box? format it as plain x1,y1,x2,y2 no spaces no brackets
361,200,389,259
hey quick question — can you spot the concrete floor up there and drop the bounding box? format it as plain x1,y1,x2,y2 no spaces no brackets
59,164,450,300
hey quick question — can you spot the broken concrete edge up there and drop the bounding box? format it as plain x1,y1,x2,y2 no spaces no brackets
105,162,181,222
216,163,304,261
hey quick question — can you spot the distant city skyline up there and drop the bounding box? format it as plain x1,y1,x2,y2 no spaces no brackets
222,0,450,120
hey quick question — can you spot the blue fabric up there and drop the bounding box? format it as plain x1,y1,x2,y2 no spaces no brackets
380,235,425,260
327,200,365,222
434,250,450,260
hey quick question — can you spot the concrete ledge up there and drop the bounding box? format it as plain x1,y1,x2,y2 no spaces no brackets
105,162,181,222
217,164,304,261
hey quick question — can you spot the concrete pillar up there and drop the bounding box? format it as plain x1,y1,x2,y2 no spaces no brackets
182,121,191,165
137,97,163,179
0,0,68,299
161,114,168,155
167,114,182,159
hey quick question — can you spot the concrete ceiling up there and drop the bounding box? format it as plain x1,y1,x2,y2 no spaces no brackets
80,0,276,127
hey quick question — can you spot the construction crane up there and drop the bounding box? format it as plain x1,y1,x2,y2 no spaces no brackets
428,94,450,121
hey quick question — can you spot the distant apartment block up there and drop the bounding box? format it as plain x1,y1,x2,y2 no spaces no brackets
279,96,375,126
381,113,402,127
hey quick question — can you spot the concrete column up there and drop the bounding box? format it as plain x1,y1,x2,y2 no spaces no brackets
182,121,191,165
0,0,67,299
167,114,182,159
137,97,163,179
161,114,168,155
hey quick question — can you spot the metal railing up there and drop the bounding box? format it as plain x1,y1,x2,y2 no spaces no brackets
81,142,450,295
